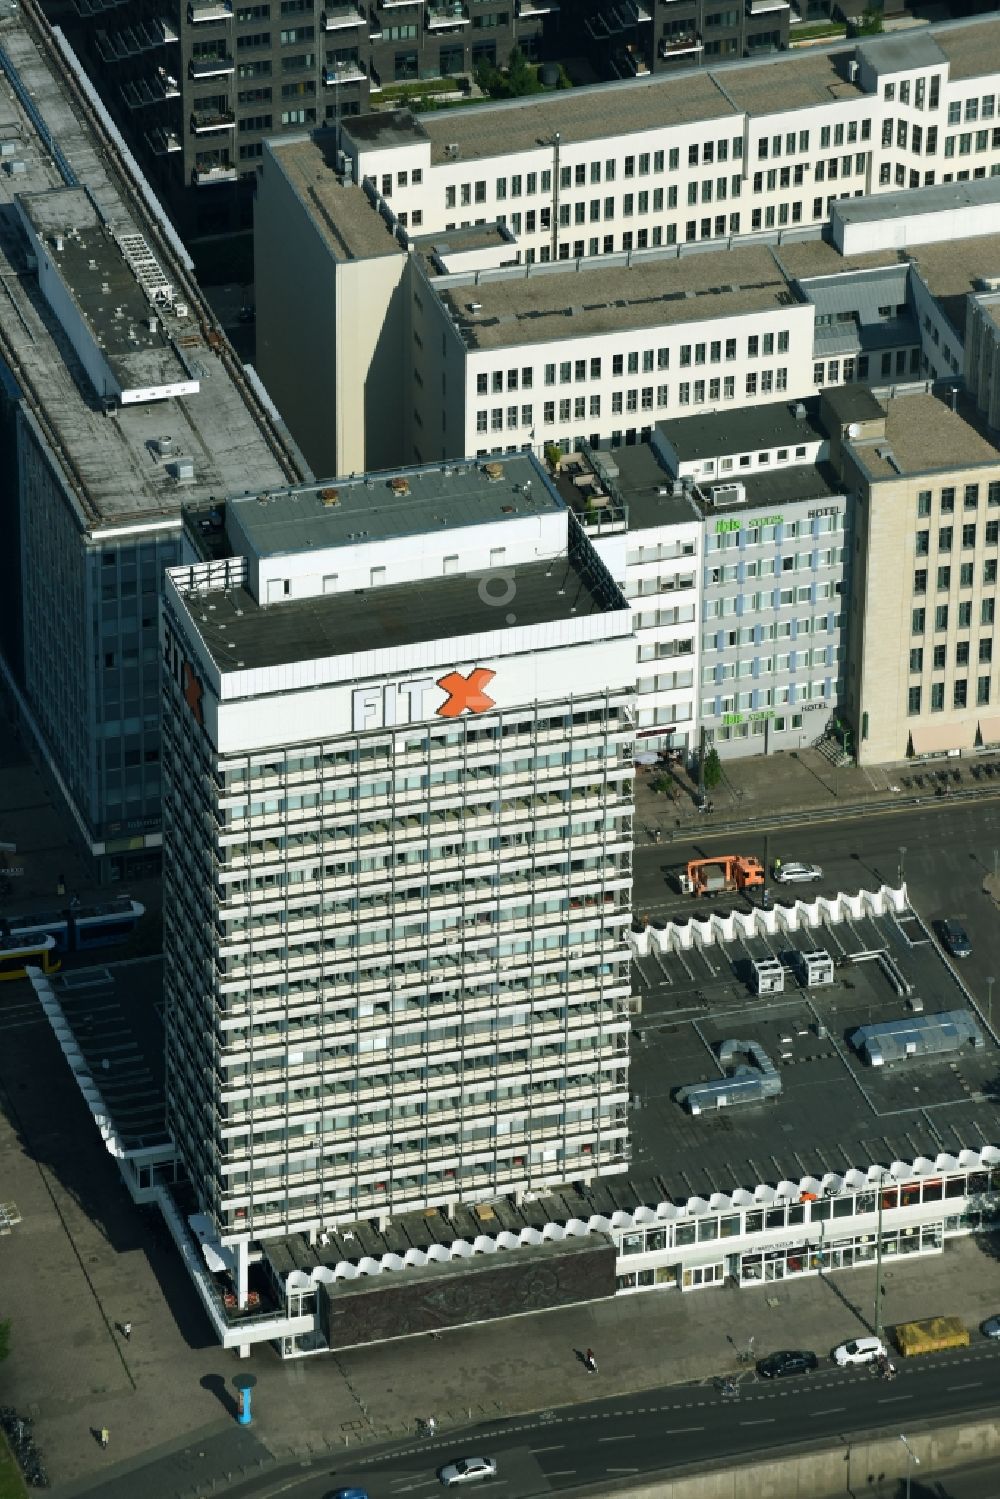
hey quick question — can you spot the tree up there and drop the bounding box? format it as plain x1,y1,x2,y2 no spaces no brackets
856,8,883,35
703,746,723,790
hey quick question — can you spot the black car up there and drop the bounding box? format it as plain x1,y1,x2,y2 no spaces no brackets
756,1349,818,1380
937,917,972,958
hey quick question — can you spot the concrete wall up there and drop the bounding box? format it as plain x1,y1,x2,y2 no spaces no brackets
571,1418,1000,1499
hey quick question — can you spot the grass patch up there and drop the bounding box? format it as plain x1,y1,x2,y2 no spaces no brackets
790,20,846,41
379,77,461,102
0,1439,26,1499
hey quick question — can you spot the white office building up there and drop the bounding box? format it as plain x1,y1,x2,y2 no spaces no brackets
160,454,636,1297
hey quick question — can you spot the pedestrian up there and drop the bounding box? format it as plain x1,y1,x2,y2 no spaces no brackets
585,1347,597,1373
99,1427,109,1450
122,1321,132,1341
425,1415,436,1436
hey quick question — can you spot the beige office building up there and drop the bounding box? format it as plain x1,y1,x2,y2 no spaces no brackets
843,388,1000,766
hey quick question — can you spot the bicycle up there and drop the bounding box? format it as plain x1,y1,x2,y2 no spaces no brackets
715,1376,739,1401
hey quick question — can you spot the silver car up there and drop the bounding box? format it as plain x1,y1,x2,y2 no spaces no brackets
774,861,823,884
439,1456,497,1487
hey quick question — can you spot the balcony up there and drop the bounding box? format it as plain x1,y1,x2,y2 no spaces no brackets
121,67,181,107
74,0,131,17
191,107,236,132
658,30,702,58
193,161,238,184
516,0,559,13
94,19,175,61
585,0,649,38
323,3,366,25
147,126,183,153
427,0,470,25
190,55,236,77
324,59,366,83
189,0,234,19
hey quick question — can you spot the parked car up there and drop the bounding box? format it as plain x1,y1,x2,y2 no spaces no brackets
330,1489,370,1499
439,1457,497,1487
773,861,823,884
937,917,972,958
756,1349,818,1379
981,1316,1000,1339
833,1335,887,1366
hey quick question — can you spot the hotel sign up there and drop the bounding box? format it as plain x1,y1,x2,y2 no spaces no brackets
715,514,782,534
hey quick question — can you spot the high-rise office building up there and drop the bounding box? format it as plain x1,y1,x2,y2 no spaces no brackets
0,4,303,881
161,454,635,1288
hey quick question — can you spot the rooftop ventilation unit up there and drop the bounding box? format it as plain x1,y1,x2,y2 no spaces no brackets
444,142,460,157
171,457,195,482
792,401,807,419
708,481,747,508
154,435,174,455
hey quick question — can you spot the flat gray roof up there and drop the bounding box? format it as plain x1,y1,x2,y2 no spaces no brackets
629,895,1000,1200
709,458,844,514
183,552,626,671
936,18,1000,83
834,174,1000,227
852,389,1000,481
714,47,863,115
435,244,794,352
600,443,698,533
776,240,906,282
17,187,194,395
856,31,946,77
416,71,738,164
267,133,401,262
909,233,1000,338
227,455,558,556
657,396,826,463
0,17,293,526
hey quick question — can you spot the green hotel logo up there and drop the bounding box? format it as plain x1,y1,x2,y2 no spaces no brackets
715,514,783,534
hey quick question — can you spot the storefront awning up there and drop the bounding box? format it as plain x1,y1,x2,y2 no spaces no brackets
979,717,1000,747
909,721,976,756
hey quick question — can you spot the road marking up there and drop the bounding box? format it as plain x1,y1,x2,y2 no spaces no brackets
546,1472,577,1478
740,1418,775,1425
530,1445,565,1454
607,1468,640,1474
877,1395,912,1403
948,1382,982,1391
664,1427,704,1434
812,1408,846,1416
598,1434,634,1443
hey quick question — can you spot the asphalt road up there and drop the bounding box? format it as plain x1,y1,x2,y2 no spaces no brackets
216,1338,1000,1499
633,795,1000,1004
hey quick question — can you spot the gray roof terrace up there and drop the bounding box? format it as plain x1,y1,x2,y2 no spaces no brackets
655,395,826,465
180,548,627,673
267,133,402,262
436,244,795,353
628,891,1000,1200
0,15,291,527
850,389,1000,482
225,455,558,557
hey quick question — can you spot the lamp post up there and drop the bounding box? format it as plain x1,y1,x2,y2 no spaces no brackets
988,975,995,1032
898,845,907,887
874,1169,888,1343
899,1433,919,1499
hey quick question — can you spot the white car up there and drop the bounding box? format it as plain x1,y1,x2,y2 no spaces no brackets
439,1457,497,1488
833,1335,887,1366
774,861,823,884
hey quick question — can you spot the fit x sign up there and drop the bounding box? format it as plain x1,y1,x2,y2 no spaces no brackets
352,668,496,732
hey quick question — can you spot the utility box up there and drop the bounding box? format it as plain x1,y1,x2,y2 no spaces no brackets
752,959,785,996
795,949,834,987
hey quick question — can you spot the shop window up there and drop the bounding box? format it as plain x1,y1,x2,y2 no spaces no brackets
697,1217,718,1242
765,1207,784,1229
675,1222,696,1246
921,1179,943,1203
621,1232,642,1255
745,1210,763,1233
833,1196,854,1218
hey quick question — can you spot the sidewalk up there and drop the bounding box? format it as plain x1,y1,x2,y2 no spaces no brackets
635,744,999,840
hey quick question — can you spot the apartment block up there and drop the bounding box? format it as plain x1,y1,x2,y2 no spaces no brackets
0,6,302,880
161,454,635,1287
56,0,550,235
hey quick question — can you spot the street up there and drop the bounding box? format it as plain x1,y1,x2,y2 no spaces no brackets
206,1338,1000,1499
